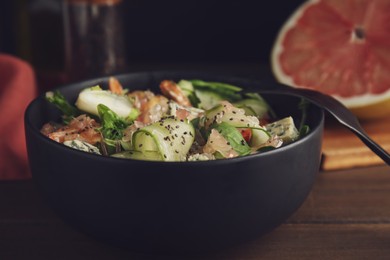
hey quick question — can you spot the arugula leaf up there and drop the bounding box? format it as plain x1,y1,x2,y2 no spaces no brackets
45,91,80,123
298,98,310,136
299,125,310,136
97,104,129,140
189,79,242,92
188,79,242,102
213,122,251,156
257,146,276,153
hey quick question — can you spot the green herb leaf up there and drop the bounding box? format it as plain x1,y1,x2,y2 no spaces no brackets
97,104,129,140
299,125,310,136
188,79,242,102
213,122,251,156
45,91,80,123
298,98,310,135
257,146,276,153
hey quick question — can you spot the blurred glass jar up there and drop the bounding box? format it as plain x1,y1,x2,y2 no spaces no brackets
63,0,127,82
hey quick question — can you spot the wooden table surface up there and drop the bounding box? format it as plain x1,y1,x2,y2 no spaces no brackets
6,63,388,259
1,165,389,260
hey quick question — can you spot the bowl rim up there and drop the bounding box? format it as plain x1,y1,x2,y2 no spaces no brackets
25,70,325,166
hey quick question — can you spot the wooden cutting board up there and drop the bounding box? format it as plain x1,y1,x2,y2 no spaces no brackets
321,116,390,171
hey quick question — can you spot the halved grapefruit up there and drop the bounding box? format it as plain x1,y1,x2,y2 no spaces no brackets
271,0,390,119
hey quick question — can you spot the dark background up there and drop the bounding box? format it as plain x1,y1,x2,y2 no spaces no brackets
0,0,305,83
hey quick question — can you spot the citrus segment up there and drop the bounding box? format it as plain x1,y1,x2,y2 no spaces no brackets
272,0,390,118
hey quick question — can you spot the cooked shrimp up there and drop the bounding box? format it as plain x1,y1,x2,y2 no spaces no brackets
160,80,192,107
41,114,101,144
128,90,155,111
128,91,169,124
175,108,191,120
41,122,61,136
142,95,169,124
108,77,124,94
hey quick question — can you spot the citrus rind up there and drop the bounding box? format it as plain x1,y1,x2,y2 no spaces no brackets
271,0,390,118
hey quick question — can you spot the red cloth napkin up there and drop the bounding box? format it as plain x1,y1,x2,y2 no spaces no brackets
0,54,37,180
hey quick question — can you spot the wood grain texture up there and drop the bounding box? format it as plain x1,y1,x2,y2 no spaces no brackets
289,166,390,223
0,166,389,259
322,117,390,170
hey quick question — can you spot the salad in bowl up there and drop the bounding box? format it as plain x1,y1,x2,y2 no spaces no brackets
41,78,307,162
25,72,323,253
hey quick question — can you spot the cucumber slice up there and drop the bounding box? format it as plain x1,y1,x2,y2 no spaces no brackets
112,150,162,161
177,80,201,106
177,80,194,92
234,104,257,116
132,118,195,161
132,130,159,152
234,96,269,118
195,90,224,110
266,116,299,144
249,128,271,147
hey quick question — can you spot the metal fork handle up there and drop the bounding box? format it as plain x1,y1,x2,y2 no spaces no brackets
257,87,390,166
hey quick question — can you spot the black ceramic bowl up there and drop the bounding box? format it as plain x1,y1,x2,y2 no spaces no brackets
25,71,324,254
